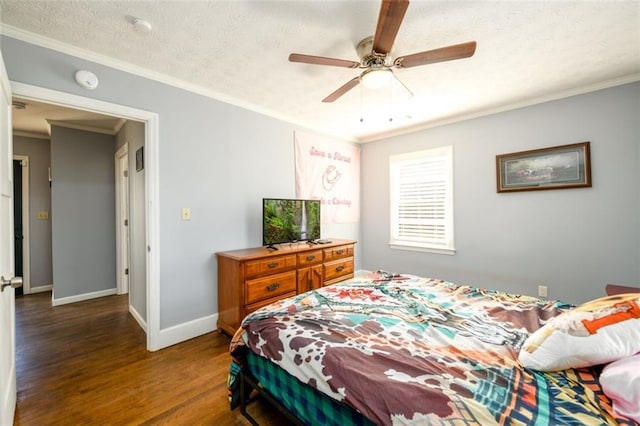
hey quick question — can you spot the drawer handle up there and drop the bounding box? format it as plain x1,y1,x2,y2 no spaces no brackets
335,250,344,255
335,266,345,272
306,255,315,261
267,262,278,269
266,282,280,291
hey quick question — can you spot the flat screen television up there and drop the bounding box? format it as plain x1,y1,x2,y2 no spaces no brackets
262,198,321,248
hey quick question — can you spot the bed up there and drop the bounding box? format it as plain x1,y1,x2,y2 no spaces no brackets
228,271,640,425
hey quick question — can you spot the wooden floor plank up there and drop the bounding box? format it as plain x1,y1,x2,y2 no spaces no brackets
13,292,286,425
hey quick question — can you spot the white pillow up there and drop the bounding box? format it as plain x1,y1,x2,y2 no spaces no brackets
600,354,640,422
518,294,640,371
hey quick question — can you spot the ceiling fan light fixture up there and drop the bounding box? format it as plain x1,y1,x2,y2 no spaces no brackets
360,68,392,90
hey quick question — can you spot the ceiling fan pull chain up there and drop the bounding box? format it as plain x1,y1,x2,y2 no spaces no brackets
359,83,364,123
388,81,393,122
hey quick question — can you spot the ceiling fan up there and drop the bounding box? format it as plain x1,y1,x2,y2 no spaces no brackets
289,0,477,103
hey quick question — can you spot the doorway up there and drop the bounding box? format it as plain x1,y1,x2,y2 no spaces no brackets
115,143,130,296
11,82,160,351
12,157,27,296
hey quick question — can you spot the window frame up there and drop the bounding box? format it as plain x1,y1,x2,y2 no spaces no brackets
388,145,456,255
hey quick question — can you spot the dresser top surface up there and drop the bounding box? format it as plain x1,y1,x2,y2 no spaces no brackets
216,239,356,261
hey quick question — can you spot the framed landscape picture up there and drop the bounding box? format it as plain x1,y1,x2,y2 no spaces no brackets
496,142,591,193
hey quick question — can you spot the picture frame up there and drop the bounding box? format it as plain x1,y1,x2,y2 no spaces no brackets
136,147,144,172
496,142,591,193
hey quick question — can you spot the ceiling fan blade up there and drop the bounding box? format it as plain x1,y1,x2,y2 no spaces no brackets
322,77,360,103
289,53,360,68
394,41,477,68
372,0,409,54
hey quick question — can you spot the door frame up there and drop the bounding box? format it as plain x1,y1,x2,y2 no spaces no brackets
0,45,16,426
114,143,129,296
10,82,161,351
12,155,30,294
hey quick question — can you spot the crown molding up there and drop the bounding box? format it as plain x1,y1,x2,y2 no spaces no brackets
0,24,350,142
113,117,127,134
13,130,50,140
5,24,635,145
360,72,640,143
46,119,125,136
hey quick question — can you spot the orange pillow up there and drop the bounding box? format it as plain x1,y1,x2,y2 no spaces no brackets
519,294,640,371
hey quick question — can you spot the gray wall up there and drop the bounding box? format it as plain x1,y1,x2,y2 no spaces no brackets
115,120,147,320
13,135,53,289
362,82,640,304
3,35,637,333
50,125,117,300
2,36,360,330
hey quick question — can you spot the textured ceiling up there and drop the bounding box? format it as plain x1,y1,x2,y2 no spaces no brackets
1,0,639,142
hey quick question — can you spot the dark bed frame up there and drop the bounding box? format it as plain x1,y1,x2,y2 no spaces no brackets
239,371,304,426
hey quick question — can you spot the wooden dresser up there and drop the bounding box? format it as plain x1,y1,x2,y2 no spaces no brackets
216,239,356,335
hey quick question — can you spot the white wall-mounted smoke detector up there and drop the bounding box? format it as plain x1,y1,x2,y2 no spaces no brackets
74,70,99,90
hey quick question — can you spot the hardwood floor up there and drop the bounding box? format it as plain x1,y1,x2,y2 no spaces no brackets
13,292,287,425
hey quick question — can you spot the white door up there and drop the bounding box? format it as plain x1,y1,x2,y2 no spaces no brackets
0,50,17,425
115,144,130,295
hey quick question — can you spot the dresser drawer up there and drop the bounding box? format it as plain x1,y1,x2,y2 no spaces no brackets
217,239,356,336
324,245,353,262
245,255,296,277
323,258,354,282
246,270,297,304
246,292,296,314
298,250,323,267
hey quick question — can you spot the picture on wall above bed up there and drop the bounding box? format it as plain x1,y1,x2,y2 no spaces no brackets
496,141,591,193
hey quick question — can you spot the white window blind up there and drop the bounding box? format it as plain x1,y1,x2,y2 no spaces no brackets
389,146,455,254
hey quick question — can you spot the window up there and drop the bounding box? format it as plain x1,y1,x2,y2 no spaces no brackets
389,145,455,255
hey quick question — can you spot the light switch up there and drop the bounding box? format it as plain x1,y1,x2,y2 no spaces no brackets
181,207,191,221
37,211,49,220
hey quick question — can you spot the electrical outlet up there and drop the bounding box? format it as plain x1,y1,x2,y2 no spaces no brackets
181,207,191,221
538,285,548,298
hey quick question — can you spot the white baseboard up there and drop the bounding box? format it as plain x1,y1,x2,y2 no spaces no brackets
52,288,117,306
129,304,147,333
155,313,218,350
28,284,53,294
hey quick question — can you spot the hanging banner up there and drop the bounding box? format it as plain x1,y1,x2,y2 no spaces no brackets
295,131,360,224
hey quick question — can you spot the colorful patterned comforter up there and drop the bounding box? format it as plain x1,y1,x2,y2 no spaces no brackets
229,272,632,425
